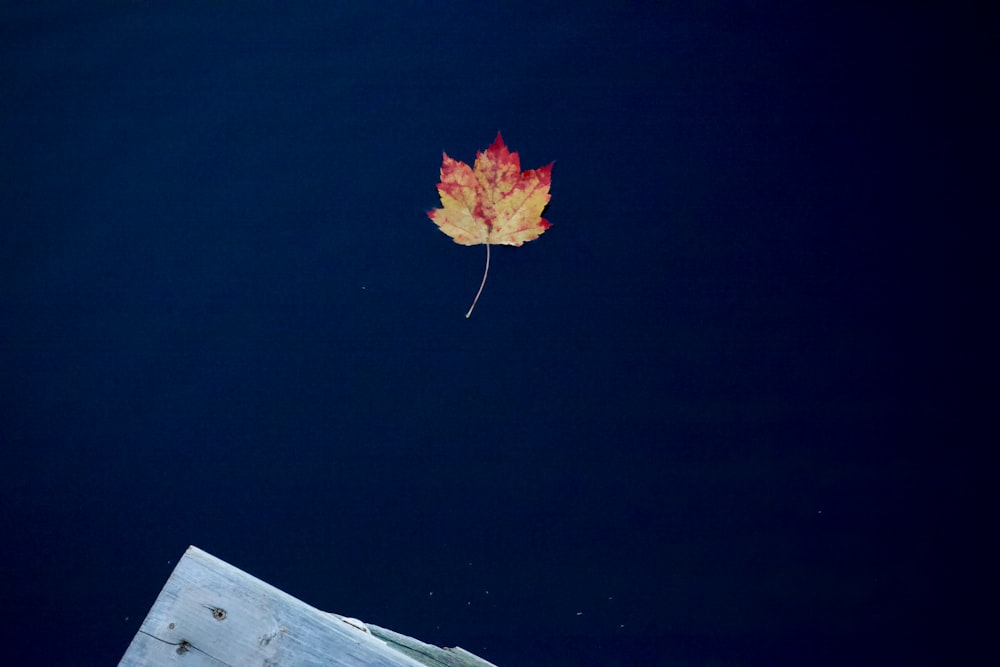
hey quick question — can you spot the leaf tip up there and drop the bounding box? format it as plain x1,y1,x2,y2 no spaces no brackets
490,131,505,151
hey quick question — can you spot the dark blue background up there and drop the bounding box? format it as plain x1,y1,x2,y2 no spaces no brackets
1,3,994,666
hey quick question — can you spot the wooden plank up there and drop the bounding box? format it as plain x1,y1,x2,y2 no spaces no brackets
119,545,494,667
369,623,498,667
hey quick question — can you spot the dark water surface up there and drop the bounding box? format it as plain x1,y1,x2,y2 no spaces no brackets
1,3,994,665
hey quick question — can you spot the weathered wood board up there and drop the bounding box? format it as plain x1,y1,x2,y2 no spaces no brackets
119,545,498,667
367,623,499,667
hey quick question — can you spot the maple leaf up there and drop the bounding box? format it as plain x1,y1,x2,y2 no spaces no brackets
428,133,553,317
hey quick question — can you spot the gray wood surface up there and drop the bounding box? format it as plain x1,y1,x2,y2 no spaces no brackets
368,623,500,667
119,545,498,667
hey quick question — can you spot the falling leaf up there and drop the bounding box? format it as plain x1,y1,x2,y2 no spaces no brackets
428,133,553,317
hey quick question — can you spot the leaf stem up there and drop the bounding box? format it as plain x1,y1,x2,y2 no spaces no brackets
466,242,490,318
